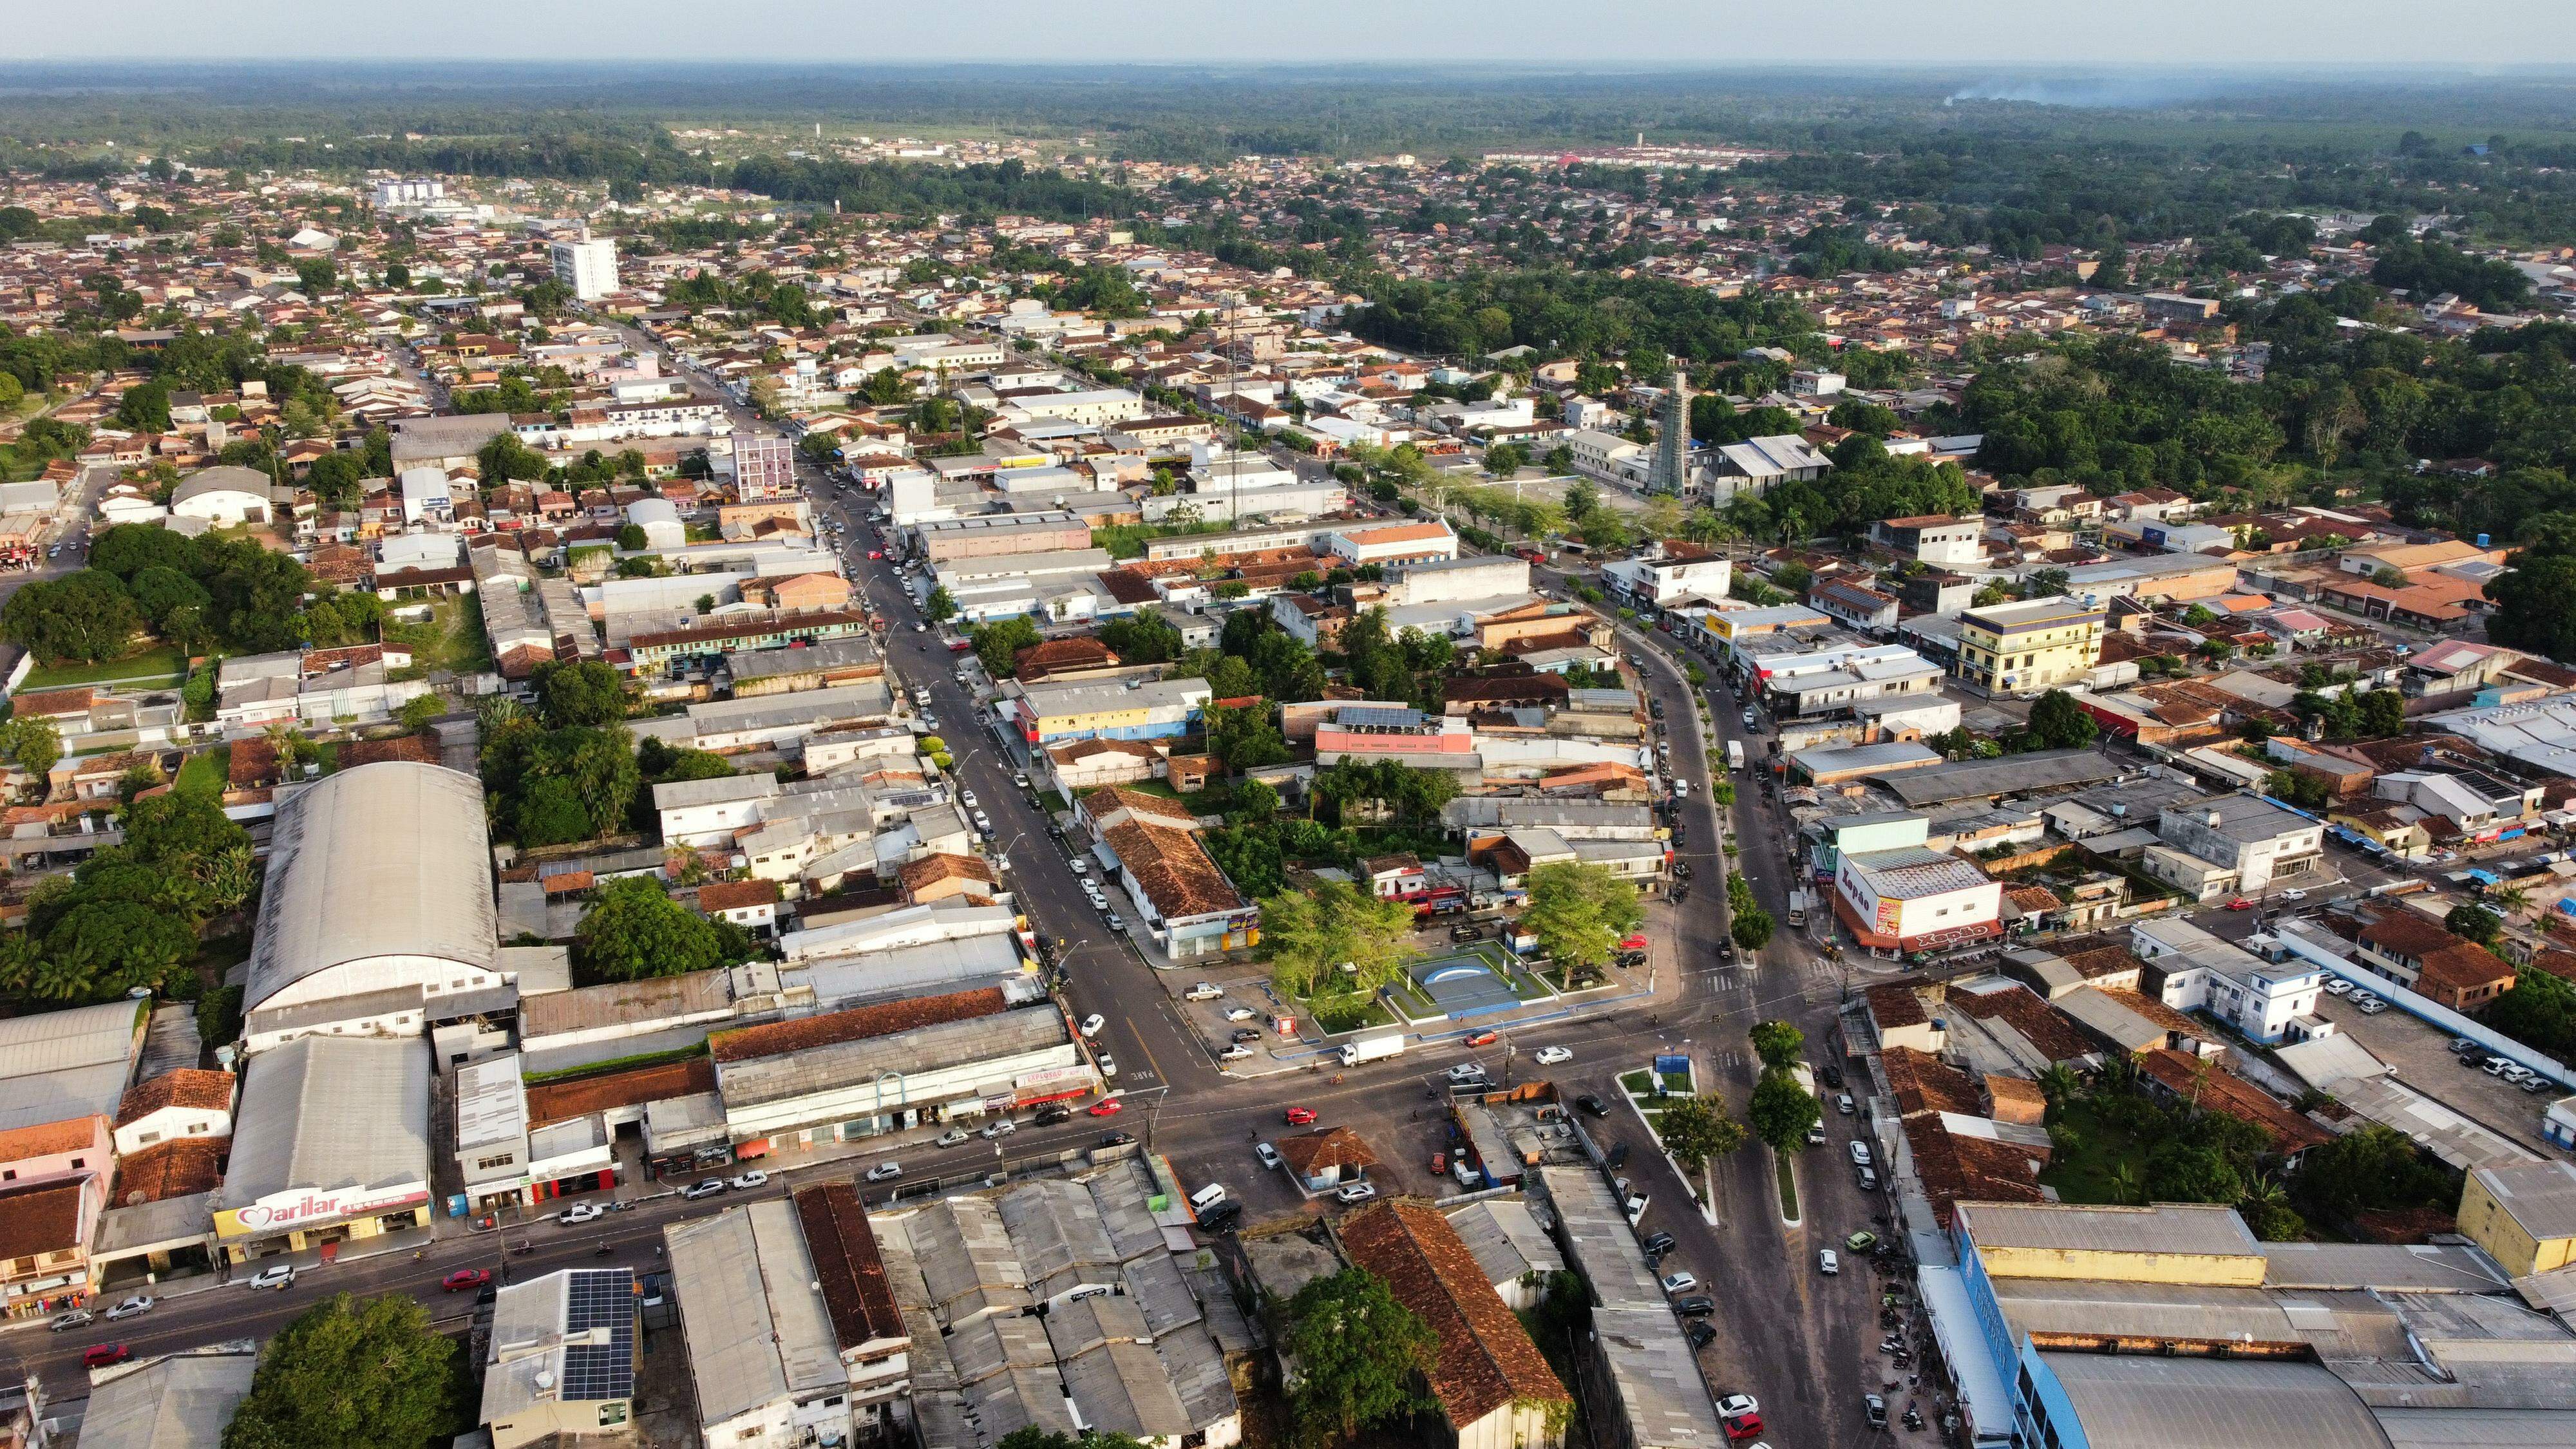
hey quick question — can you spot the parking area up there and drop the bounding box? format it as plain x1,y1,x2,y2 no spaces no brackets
2303,989,2569,1155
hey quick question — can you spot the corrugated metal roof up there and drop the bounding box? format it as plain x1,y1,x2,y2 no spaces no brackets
1959,1202,2262,1260
244,762,496,1014
2040,1352,2392,1449
222,1035,430,1209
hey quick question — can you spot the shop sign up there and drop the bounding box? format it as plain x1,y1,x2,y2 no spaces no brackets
219,1184,429,1238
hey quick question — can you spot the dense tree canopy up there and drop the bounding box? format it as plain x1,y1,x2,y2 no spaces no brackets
222,1293,469,1449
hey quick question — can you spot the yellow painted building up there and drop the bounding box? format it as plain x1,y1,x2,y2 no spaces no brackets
1956,1202,2268,1287
1954,595,2105,697
2458,1160,2576,1278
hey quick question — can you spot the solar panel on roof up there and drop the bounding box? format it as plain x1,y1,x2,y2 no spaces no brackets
560,1269,637,1401
1337,706,1424,730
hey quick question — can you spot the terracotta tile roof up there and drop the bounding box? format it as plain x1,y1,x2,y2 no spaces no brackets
896,853,998,893
0,1179,86,1260
2528,949,2576,986
0,1118,100,1162
228,735,280,788
1881,1047,1984,1118
2359,911,2459,958
2058,945,2146,981
709,985,1006,1064
111,1137,227,1206
1338,1200,1570,1426
2136,1050,2333,1153
1947,983,2096,1063
695,878,784,913
2094,988,2204,1039
794,1182,905,1351
525,1056,717,1128
1088,785,1197,826
339,732,439,768
2415,941,2517,998
1276,1126,1380,1177
2003,885,2064,913
1343,521,1455,545
10,687,94,718
1013,636,1119,681
1046,737,1160,765
1102,818,1244,920
1899,1114,2047,1228
115,1068,234,1126
1866,981,1931,1030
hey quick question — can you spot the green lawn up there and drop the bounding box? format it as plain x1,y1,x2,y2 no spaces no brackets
1618,1069,1654,1096
2035,1097,2146,1206
21,645,187,692
175,744,231,799
386,596,493,679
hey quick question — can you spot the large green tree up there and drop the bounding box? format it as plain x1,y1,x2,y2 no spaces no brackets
574,876,750,981
1656,1095,1745,1173
972,615,1043,677
531,659,631,728
1520,860,1644,969
1259,878,1417,1000
1747,1068,1822,1154
1748,1019,1805,1072
1282,1268,1437,1449
222,1292,469,1449
1,569,144,664
2025,690,2100,752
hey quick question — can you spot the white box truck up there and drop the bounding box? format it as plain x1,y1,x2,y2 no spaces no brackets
1340,1033,1405,1067
1726,739,1745,773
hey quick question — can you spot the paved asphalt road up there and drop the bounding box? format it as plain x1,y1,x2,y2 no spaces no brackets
3,354,1878,1445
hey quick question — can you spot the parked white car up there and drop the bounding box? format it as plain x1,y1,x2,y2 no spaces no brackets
1079,1014,1105,1037
1660,1272,1698,1294
1184,983,1225,1001
1817,1250,1839,1276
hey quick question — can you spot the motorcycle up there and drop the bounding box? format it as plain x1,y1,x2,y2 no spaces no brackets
509,1242,533,1257
593,1240,614,1258
1903,1408,1926,1432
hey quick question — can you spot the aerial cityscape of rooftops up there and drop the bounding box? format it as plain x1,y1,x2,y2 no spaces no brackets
9,43,2576,1449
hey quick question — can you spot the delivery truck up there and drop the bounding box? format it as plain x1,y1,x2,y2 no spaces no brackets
1726,739,1745,773
1340,1032,1406,1068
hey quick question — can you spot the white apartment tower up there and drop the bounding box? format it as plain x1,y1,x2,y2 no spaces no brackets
550,230,620,301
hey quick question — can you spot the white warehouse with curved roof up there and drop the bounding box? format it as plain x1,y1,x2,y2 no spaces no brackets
242,761,502,1053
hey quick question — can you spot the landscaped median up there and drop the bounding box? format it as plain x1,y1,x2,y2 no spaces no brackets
1617,1056,1725,1224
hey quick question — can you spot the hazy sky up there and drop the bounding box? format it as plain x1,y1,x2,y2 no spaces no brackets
7,0,2574,66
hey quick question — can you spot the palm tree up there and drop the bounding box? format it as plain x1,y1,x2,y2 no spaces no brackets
2037,1063,2081,1119
2490,885,2532,927
2108,1160,2145,1206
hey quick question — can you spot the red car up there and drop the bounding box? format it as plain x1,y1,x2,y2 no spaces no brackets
1618,933,1650,952
946,639,972,653
1721,1412,1764,1441
442,1269,493,1293
2225,897,2254,911
1285,1106,1317,1126
1088,1098,1124,1117
867,549,884,560
1464,1030,1499,1048
82,1343,131,1370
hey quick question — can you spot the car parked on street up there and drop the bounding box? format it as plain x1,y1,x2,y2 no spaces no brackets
982,1119,1017,1139
561,1200,607,1226
49,1309,94,1332
936,1127,972,1147
1079,1014,1104,1037
728,1171,770,1191
247,1264,296,1291
681,1179,728,1200
1090,1097,1124,1117
1661,1272,1698,1294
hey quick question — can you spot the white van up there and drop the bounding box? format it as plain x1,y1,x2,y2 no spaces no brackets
1188,1182,1228,1213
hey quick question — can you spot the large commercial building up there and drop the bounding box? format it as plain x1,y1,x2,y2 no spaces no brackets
1951,595,2105,697
240,762,506,1054
216,1034,432,1262
724,433,797,502
995,676,1210,748
1832,844,2003,956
